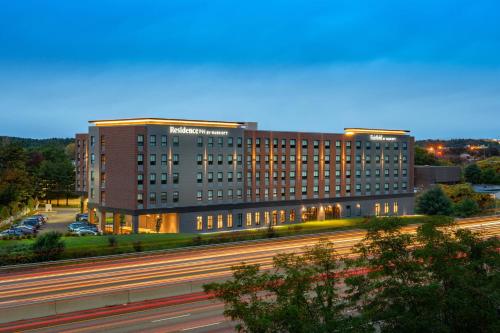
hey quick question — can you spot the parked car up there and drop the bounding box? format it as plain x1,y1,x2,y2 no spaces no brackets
75,213,89,222
74,227,100,236
68,222,94,232
21,219,41,229
33,214,48,223
0,229,24,237
13,225,37,235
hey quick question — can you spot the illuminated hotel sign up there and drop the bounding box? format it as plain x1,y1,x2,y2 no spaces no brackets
169,126,229,136
369,134,397,141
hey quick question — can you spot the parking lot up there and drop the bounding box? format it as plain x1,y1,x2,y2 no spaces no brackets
37,207,80,234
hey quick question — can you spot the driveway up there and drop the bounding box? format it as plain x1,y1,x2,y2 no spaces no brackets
37,208,80,234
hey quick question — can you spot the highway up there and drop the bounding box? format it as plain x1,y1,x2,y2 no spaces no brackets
0,216,498,332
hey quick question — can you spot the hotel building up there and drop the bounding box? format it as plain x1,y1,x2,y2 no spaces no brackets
75,118,414,233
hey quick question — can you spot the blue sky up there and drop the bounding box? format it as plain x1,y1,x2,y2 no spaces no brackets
0,0,499,139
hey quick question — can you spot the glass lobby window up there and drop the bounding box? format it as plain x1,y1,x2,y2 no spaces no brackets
227,214,233,227
196,216,203,230
255,212,260,225
246,212,252,226
375,203,381,216
217,214,223,228
207,216,213,229
393,202,399,214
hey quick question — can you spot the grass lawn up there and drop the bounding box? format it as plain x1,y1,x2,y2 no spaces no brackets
0,215,449,262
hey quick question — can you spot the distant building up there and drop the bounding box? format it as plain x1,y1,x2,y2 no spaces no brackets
414,166,462,190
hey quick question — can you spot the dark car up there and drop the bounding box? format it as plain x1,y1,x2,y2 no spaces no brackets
13,225,37,235
21,219,40,229
32,214,48,223
75,213,89,222
0,229,24,237
68,222,93,232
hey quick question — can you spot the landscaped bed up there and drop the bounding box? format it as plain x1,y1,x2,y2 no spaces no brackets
0,215,450,264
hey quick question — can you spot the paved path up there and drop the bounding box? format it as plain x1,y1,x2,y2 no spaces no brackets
37,208,80,234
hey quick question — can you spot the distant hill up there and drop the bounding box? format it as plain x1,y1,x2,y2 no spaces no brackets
0,136,73,149
416,138,500,148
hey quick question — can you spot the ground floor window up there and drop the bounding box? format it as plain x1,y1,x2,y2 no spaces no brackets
217,214,223,229
375,203,381,216
207,216,213,229
255,212,261,225
384,202,390,215
280,210,286,223
196,216,203,231
246,212,252,226
393,201,399,215
264,211,270,224
237,213,243,227
272,210,278,225
289,209,296,222
227,214,233,228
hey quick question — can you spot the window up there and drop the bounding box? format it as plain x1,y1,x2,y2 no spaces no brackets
290,139,296,148
137,135,144,146
173,191,179,202
137,193,143,205
173,173,179,184
161,154,167,166
227,189,233,198
402,142,408,150
384,203,390,214
402,155,407,163
196,190,203,201
227,172,233,182
366,142,371,150
237,188,243,198
197,136,203,147
217,154,223,165
402,168,407,176
149,192,156,204
237,172,243,182
137,154,143,166
302,186,307,195
196,172,203,183
313,140,319,148
137,174,143,185
228,137,234,147
207,216,213,229
149,135,156,146
314,170,319,178
255,212,261,225
384,183,390,190
208,172,214,183
356,141,362,149
265,138,270,148
237,155,242,165
208,190,213,201
208,137,214,147
281,139,287,148
290,209,296,222
264,211,270,224
208,154,213,165
217,172,223,182
301,170,308,179
149,173,156,185
150,154,156,166
366,183,371,191
227,155,233,165
227,214,233,227
375,203,381,216
325,185,330,193
302,139,308,149
161,173,167,185
356,184,361,192
237,137,242,148
393,182,399,190
161,135,167,146
161,192,167,203
196,216,203,230
393,201,399,214
280,210,286,223
375,142,381,150
273,138,278,149
302,155,308,164
217,214,223,228
217,189,223,200
173,154,179,165
218,137,223,147
196,154,203,165
172,136,179,147
393,142,399,150
246,212,252,226
90,153,95,164
325,155,330,164
90,136,95,147
346,141,351,149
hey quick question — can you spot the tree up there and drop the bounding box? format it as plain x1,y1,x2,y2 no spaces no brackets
464,163,482,184
414,146,440,166
345,218,500,333
204,242,351,333
480,168,498,185
0,143,33,210
453,198,480,217
415,186,453,215
32,232,65,261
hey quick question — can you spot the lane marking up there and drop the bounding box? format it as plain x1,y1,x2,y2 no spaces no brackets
151,313,191,323
181,321,222,331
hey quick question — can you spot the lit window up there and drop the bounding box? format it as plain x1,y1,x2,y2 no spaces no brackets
246,212,252,226
227,214,233,227
196,216,203,230
207,216,213,229
217,214,223,228
255,212,260,225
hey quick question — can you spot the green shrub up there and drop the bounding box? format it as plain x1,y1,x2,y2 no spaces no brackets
107,235,118,247
132,241,143,252
32,231,65,262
